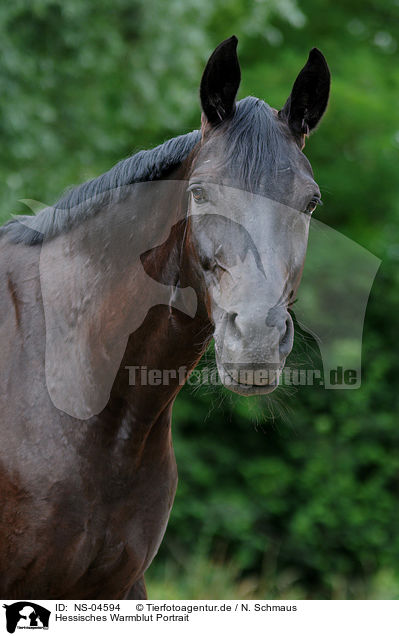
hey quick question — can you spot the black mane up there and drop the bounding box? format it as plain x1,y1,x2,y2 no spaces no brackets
0,97,284,246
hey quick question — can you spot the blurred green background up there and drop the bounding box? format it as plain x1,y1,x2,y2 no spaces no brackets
1,0,399,599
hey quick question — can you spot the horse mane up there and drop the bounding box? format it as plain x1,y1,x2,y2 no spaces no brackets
0,130,201,246
0,97,284,246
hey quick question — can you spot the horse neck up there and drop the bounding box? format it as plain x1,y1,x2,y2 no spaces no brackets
105,175,212,425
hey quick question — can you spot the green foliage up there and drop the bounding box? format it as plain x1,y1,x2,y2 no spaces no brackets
1,0,399,598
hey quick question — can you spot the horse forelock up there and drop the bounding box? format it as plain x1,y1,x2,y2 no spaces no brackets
197,97,288,192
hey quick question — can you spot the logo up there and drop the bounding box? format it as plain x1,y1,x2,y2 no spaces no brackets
3,603,50,633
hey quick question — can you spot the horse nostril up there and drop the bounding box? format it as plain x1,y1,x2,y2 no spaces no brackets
281,318,290,342
229,312,240,336
279,315,294,358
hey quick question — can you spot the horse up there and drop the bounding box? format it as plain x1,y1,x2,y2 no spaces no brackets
0,36,330,599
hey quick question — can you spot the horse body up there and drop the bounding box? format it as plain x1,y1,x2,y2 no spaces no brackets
0,37,330,598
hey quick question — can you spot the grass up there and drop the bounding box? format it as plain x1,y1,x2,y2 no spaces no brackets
146,550,399,600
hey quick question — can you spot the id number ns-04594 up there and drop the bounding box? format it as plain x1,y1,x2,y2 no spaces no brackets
74,604,121,611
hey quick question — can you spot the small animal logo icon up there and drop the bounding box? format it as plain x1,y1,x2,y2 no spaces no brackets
3,602,50,633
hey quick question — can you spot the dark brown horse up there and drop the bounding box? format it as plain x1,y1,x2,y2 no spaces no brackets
0,37,330,598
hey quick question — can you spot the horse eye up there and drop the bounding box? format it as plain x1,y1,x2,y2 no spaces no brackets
305,198,320,214
190,186,207,203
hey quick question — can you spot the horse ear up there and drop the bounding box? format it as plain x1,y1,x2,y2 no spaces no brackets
279,48,330,146
200,35,241,126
